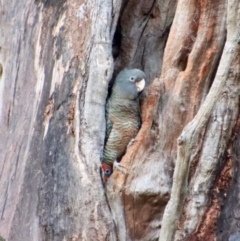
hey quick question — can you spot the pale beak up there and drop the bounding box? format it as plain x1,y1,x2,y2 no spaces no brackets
136,79,145,92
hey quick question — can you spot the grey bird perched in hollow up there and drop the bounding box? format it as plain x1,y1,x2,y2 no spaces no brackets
101,68,146,182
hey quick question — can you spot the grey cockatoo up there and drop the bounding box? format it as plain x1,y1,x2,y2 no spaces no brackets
101,68,146,182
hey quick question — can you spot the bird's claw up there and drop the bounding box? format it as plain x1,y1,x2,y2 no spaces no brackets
113,161,127,174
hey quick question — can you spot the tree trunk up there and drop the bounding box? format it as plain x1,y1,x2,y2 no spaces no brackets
0,1,239,241
0,0,120,240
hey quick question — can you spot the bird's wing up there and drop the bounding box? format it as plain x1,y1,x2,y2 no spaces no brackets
104,101,113,145
105,117,113,143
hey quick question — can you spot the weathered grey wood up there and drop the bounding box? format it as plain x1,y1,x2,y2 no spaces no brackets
217,113,240,240
0,0,121,240
0,235,5,241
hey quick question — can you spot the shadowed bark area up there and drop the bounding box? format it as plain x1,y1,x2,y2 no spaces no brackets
215,45,240,241
114,0,176,81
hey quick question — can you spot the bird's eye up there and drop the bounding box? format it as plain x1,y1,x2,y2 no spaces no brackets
104,169,112,176
130,76,135,81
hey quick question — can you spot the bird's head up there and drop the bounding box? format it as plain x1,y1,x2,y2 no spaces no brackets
101,163,113,182
114,69,146,99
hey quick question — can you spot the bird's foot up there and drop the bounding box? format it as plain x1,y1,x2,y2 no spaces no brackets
113,160,127,174
127,138,135,149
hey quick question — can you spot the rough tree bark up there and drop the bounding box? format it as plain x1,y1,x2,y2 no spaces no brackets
0,1,239,241
160,0,240,240
0,0,120,240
